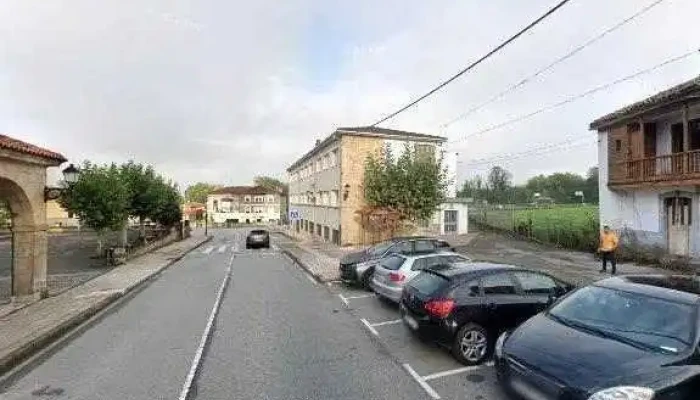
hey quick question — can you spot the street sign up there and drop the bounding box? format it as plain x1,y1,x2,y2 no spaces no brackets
289,209,300,220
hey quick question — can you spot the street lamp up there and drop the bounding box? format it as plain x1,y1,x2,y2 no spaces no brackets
44,163,81,201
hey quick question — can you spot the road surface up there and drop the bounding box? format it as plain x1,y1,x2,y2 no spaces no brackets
0,228,429,400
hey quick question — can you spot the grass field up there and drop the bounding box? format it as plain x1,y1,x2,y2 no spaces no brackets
471,205,600,251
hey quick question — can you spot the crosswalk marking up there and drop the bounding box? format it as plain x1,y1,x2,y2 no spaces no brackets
202,246,214,255
217,245,227,253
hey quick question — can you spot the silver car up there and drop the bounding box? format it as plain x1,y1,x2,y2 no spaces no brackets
370,252,471,303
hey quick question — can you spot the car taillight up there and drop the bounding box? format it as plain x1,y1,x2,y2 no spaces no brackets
389,272,405,282
424,299,455,318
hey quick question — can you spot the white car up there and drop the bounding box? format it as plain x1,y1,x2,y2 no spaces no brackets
370,252,471,303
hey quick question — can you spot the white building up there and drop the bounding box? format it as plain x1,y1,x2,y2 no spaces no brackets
591,75,700,257
206,186,283,226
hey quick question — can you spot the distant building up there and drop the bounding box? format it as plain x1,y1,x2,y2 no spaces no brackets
206,186,283,225
591,75,700,257
46,200,79,228
287,126,463,246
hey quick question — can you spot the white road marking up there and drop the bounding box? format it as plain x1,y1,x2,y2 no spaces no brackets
403,363,441,400
202,246,214,255
338,293,350,307
360,318,380,336
344,294,375,300
369,319,402,327
421,361,494,381
178,253,234,400
217,245,227,253
306,274,317,285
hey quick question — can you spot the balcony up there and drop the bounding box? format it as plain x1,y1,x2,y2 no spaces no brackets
610,150,700,187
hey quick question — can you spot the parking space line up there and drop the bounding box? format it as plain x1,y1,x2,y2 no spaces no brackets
338,294,350,307
403,363,441,400
421,361,495,382
369,319,402,327
360,318,380,336
344,294,375,300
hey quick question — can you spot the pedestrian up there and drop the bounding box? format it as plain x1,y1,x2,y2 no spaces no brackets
598,225,619,275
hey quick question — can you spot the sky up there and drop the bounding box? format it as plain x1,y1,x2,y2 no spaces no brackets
1,0,698,188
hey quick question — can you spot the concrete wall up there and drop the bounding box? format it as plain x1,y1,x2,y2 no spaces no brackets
436,202,469,235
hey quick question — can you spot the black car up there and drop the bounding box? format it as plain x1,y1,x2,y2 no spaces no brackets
246,229,270,249
495,275,700,400
339,237,455,289
400,263,573,365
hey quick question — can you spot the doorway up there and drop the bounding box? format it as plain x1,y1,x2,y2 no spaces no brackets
444,210,458,234
665,196,691,256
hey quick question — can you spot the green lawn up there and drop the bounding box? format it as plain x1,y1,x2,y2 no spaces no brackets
473,205,600,250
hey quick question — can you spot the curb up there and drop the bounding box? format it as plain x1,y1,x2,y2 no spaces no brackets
280,247,336,283
0,235,212,377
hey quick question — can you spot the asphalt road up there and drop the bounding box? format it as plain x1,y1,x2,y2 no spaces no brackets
0,229,430,400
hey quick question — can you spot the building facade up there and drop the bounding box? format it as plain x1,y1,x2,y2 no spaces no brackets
287,126,458,246
591,75,700,258
46,199,80,228
206,186,283,225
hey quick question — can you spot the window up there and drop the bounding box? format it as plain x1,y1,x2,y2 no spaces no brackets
424,255,447,269
414,240,436,253
453,280,480,298
481,273,517,295
267,195,274,202
513,272,557,295
331,149,338,166
415,144,435,160
244,196,251,203
392,241,413,254
213,200,219,212
410,272,450,296
380,255,406,270
330,190,338,206
441,254,471,264
411,258,428,271
615,139,622,152
316,159,321,172
323,154,329,169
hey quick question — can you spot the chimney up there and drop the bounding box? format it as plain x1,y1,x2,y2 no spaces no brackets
315,139,321,147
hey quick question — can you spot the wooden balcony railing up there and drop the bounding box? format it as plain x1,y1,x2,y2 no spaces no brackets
610,150,700,185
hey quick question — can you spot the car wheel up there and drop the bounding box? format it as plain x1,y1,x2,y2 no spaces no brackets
361,269,374,291
452,323,490,366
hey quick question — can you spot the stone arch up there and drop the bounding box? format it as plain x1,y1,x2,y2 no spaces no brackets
0,176,36,227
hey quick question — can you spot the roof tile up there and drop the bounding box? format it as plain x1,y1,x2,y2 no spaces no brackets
0,134,67,162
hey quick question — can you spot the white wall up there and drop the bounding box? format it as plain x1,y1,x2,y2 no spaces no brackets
435,202,469,235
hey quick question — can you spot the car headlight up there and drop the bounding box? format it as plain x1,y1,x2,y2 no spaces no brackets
494,331,509,358
588,387,654,400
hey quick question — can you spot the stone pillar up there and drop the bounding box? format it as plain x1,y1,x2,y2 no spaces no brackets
10,224,47,298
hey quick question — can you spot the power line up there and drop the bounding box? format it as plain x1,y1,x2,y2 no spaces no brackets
465,135,597,165
369,0,573,127
441,0,670,129
463,136,596,167
449,48,700,144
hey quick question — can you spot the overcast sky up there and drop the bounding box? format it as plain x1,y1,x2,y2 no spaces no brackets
1,0,698,188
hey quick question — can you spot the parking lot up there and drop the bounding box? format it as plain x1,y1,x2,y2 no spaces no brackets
320,281,508,400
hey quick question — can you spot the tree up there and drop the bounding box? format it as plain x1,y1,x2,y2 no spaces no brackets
184,182,221,204
253,176,287,194
59,162,129,254
486,166,512,204
120,161,159,244
149,178,183,227
364,143,447,224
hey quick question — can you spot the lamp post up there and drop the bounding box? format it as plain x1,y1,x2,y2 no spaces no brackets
44,163,81,202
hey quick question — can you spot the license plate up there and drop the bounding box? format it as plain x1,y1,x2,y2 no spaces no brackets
403,314,419,330
511,377,549,400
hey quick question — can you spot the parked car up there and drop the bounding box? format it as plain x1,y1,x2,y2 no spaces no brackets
400,263,573,365
246,229,270,249
371,252,471,303
339,237,455,289
495,275,700,400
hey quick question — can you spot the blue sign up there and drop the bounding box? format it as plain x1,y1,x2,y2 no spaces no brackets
289,209,300,220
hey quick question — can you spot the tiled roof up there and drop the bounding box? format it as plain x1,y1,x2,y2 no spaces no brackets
0,134,67,162
209,186,278,195
287,126,445,172
590,75,700,130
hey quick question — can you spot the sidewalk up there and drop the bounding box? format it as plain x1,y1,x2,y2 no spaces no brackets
0,234,211,375
273,228,478,282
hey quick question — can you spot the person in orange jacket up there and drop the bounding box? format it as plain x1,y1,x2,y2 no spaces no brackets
598,225,619,275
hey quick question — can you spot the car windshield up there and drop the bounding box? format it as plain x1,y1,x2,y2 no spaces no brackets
379,255,405,270
369,241,393,256
549,286,695,353
409,272,450,296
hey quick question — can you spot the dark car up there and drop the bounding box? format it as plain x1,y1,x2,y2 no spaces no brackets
495,275,700,400
246,229,270,249
400,263,573,365
339,237,455,289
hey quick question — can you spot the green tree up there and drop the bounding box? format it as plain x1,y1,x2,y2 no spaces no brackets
184,182,221,204
486,166,512,204
59,162,129,254
253,176,287,194
364,143,447,223
148,178,183,227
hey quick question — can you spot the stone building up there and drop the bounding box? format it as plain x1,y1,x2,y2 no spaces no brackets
286,126,461,246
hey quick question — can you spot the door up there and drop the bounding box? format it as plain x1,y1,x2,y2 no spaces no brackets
666,196,691,256
643,123,657,178
444,210,458,233
480,272,528,332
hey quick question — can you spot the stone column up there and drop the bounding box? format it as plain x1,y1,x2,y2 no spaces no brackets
33,227,48,298
10,224,47,299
